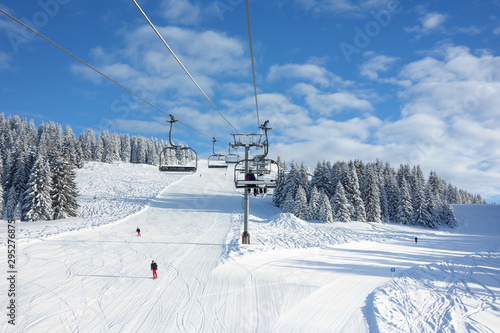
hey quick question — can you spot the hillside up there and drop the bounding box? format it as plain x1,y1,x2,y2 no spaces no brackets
1,162,499,332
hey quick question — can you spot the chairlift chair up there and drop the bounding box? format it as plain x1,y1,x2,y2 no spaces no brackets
208,138,228,168
226,143,240,164
158,115,198,173
234,158,280,189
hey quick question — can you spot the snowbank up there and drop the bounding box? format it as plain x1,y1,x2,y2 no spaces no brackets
0,162,183,245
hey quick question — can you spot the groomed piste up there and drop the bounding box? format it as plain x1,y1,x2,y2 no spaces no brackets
1,161,499,332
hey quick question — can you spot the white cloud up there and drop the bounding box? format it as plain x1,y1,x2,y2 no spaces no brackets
267,63,348,88
293,0,391,17
405,11,447,36
360,52,399,80
398,45,500,121
160,0,201,25
420,12,447,31
305,91,373,115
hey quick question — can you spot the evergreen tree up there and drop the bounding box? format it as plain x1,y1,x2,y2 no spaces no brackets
412,167,430,226
332,182,351,222
281,191,295,214
345,164,366,222
443,204,458,228
78,128,96,161
120,133,131,162
22,155,53,221
49,151,79,220
379,183,389,223
318,191,334,223
396,177,413,225
364,168,382,223
94,134,104,162
308,186,321,220
4,187,20,220
293,186,309,219
274,162,308,208
62,125,82,167
425,187,440,228
310,161,332,195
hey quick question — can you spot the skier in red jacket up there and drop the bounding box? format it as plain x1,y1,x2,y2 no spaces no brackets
151,260,158,279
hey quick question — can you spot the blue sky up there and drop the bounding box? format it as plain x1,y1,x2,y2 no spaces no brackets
1,0,500,202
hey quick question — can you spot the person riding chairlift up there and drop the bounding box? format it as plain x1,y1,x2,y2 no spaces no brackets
245,170,259,196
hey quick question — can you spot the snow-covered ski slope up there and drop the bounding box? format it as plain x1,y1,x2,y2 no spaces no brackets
1,162,499,332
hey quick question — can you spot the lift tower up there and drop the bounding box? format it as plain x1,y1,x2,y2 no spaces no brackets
231,121,279,244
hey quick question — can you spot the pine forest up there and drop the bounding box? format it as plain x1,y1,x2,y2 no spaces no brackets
0,114,484,226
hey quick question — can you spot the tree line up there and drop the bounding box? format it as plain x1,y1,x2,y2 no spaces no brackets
0,114,194,221
273,159,485,228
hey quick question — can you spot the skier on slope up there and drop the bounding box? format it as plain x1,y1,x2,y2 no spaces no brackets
136,227,141,237
151,260,158,279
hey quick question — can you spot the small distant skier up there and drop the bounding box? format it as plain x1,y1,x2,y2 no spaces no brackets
136,227,141,237
151,260,158,279
415,237,418,244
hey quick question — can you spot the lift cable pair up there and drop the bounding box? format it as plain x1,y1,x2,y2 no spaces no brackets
0,8,227,158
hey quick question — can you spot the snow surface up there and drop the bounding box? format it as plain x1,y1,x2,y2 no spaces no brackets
1,161,499,332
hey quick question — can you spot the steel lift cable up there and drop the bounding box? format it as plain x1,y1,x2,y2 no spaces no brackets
132,0,242,134
0,8,215,142
245,0,261,133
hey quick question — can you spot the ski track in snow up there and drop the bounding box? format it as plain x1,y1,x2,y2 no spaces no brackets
0,162,499,332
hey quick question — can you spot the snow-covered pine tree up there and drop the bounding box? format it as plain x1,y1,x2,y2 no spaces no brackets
120,133,131,163
445,184,459,204
363,167,382,223
94,133,105,162
5,150,29,218
412,166,431,226
102,132,121,163
396,176,413,225
293,186,310,219
379,183,389,223
331,181,351,222
273,157,289,207
345,164,366,222
427,170,445,204
62,125,83,168
310,161,332,196
49,151,79,220
78,128,96,161
318,191,334,223
146,140,158,166
443,204,458,228
274,162,309,209
424,187,440,228
37,121,63,156
281,191,295,214
4,187,20,220
22,154,54,222
308,186,321,220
